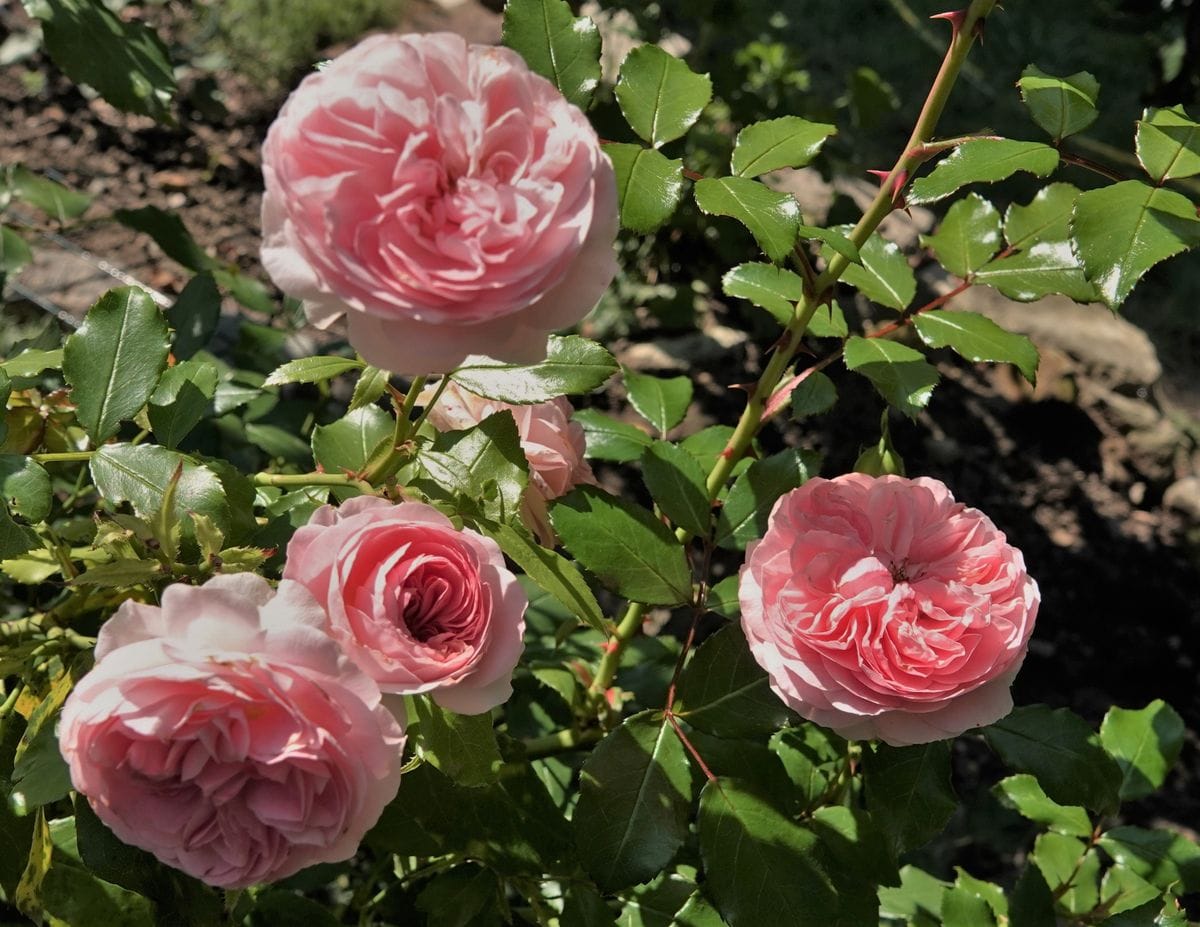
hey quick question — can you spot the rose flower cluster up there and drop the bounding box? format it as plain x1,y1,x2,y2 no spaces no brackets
56,30,1040,891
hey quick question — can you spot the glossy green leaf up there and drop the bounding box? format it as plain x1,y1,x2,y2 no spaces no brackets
909,139,1059,205
1018,66,1100,141
264,355,364,387
90,443,230,537
167,272,221,360
826,229,916,311
705,575,740,620
615,45,711,147
914,310,1039,384
574,408,652,462
797,225,862,265
502,0,601,109
1,349,63,379
604,143,686,233
1100,700,1185,801
451,335,617,403
698,779,838,927
1006,183,1082,249
574,711,691,892
731,116,836,177
676,624,795,738
983,705,1122,814
641,440,711,537
806,302,849,338
147,359,219,449
69,558,163,588
24,0,176,120
994,774,1093,837
114,206,212,271
417,411,529,524
789,370,838,420
1136,105,1200,183
64,287,171,443
942,883,996,927
973,247,1099,303
10,721,71,812
671,892,726,927
810,805,895,914
1033,832,1101,915
413,698,501,788
921,193,1002,277
551,485,692,606
713,447,818,550
624,370,692,436
4,166,91,221
1071,180,1200,309
0,504,40,559
311,405,391,475
878,866,950,925
1101,865,1164,917
721,262,804,326
617,875,696,927
694,177,801,263
349,365,390,412
770,724,847,811
1,227,32,282
1008,865,1056,927
843,336,938,419
1099,827,1200,893
863,742,957,854
0,456,52,523
560,884,618,927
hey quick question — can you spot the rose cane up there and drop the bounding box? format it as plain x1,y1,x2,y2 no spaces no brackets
58,575,405,889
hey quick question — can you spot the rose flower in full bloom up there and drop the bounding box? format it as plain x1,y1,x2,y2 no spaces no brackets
283,496,527,715
739,474,1039,746
58,574,405,889
261,32,618,375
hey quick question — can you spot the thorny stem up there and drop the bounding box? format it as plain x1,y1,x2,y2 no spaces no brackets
252,471,374,493
361,375,427,485
584,0,998,717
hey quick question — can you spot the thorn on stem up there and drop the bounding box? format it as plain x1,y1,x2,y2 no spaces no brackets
929,9,966,34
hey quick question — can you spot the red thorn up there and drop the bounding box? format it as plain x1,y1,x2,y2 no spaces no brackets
869,169,909,207
930,9,966,33
867,169,891,183
314,463,326,474
602,640,620,654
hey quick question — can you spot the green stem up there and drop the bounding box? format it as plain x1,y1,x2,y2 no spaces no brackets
361,375,428,485
252,471,373,493
521,726,603,759
31,451,93,464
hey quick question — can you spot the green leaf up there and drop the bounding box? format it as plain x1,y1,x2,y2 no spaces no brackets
671,892,726,927
167,272,221,360
1100,700,1185,801
1136,106,1200,183
39,860,156,927
713,447,818,550
694,177,801,263
0,455,52,523
798,226,862,266
721,262,804,327
23,0,176,120
1101,865,1164,917
615,45,712,148
617,874,696,927
1006,183,1082,249
264,355,364,387
942,883,996,927
604,143,687,234
1072,179,1200,309
451,335,617,404
349,365,390,412
731,116,836,177
551,485,692,606
806,302,849,338
64,287,171,443
641,441,711,537
810,805,896,911
624,371,692,436
789,371,838,420
1008,865,1056,927
705,575,740,620
11,720,72,812
914,310,1039,384
863,742,957,855
114,206,212,271
147,359,219,449
416,865,503,927
770,724,847,810
501,0,601,109
416,411,529,524
909,139,1060,205
1,227,33,282
878,866,950,925
983,705,1123,814
922,193,1003,277
843,336,938,419
574,408,652,462
1,348,64,379
90,443,230,537
413,698,501,788
826,229,915,311
480,519,607,634
574,711,691,892
0,368,9,446
1018,66,1100,141
311,405,391,475
973,247,1099,304
68,558,163,588
676,623,795,739
561,884,618,927
0,504,40,559
1032,832,1101,915
698,779,838,927
249,891,342,927
1099,827,1200,893
4,166,91,221
994,774,1093,837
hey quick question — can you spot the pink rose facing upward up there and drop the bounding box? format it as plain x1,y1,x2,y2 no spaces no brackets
58,574,405,889
283,497,527,714
740,474,1039,746
424,382,597,543
261,32,619,375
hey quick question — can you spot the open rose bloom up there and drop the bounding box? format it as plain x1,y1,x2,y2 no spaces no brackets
261,32,619,375
58,574,405,889
740,474,1039,746
283,496,527,714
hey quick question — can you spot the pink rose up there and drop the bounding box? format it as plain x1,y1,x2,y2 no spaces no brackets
739,474,1039,746
58,574,405,889
424,382,597,543
283,496,527,714
261,32,619,375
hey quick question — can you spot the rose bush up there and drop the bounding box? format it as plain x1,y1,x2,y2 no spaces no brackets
282,496,527,714
58,574,405,889
260,31,619,375
739,474,1040,746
